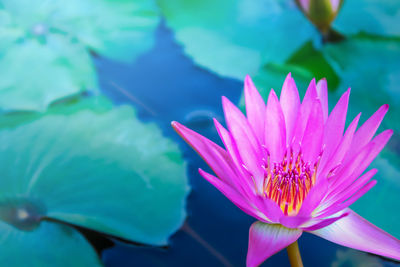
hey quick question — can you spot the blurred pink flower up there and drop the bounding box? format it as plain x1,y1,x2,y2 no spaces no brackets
172,74,400,266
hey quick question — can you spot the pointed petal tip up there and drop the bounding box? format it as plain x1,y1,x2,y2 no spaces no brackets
171,121,182,131
316,77,327,86
221,95,231,106
245,74,252,82
378,104,389,114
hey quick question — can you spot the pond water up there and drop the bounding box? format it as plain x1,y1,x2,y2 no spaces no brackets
90,23,399,267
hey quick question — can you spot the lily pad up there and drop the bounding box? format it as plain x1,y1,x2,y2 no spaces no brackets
334,0,400,37
0,95,113,128
0,36,97,112
0,0,159,111
0,103,189,264
322,36,400,132
158,0,317,79
0,220,102,266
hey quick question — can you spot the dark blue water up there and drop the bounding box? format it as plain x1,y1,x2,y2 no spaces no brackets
94,23,398,267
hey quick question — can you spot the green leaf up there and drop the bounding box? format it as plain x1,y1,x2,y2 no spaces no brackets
334,0,400,37
158,0,317,79
0,220,102,267
322,36,400,132
0,36,97,112
287,41,340,90
1,0,159,62
0,95,113,129
0,0,159,111
0,103,189,254
49,0,160,62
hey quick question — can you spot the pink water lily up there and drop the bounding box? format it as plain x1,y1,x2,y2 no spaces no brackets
172,74,400,266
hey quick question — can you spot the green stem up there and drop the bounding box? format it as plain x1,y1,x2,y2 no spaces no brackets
286,241,304,267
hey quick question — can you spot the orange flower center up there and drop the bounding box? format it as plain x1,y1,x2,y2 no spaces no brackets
263,150,317,216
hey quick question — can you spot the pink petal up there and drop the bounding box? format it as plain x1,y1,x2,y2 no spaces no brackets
222,97,264,190
172,121,237,186
309,209,400,261
265,89,286,163
214,118,255,195
292,79,317,154
301,211,349,231
321,89,350,163
322,169,377,212
331,0,341,12
245,75,266,144
317,180,376,218
256,195,285,223
301,99,324,164
280,73,300,146
345,104,389,161
247,221,302,267
328,129,393,196
316,78,329,122
198,169,271,223
279,215,311,229
319,113,361,177
298,0,310,11
214,119,284,222
297,178,329,218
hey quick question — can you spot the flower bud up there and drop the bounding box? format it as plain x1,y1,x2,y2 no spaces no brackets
295,0,343,34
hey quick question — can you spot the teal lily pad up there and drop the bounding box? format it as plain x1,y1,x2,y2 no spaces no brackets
334,0,400,37
0,219,102,266
322,36,400,132
0,102,189,264
158,0,317,79
0,0,159,111
0,95,113,128
0,36,97,112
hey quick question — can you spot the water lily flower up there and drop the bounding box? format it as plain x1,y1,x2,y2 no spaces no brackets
295,0,344,35
172,74,400,266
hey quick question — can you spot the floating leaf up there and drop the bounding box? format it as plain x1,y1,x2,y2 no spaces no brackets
50,0,160,62
0,103,189,264
0,95,113,128
334,0,400,37
158,0,317,79
0,0,159,111
0,36,97,112
287,41,340,90
0,220,102,266
322,36,400,132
